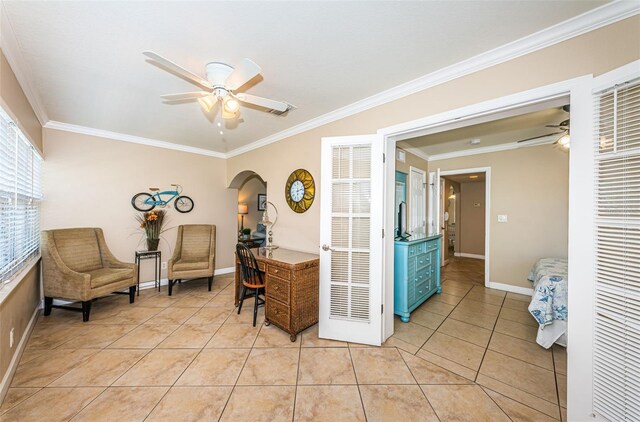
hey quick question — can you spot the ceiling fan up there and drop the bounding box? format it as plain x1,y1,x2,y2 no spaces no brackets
516,105,571,150
143,51,293,118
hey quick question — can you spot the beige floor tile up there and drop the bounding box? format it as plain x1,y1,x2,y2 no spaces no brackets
1,387,104,421
439,283,472,297
410,308,447,330
448,307,498,330
157,323,220,348
383,336,420,354
421,384,510,421
25,324,83,349
561,406,567,421
205,322,260,348
144,307,199,325
301,324,348,347
49,349,148,387
456,298,502,316
11,349,97,387
422,332,485,370
470,285,506,297
499,307,538,327
557,372,567,408
298,348,356,385
360,385,438,422
71,386,168,421
146,386,231,421
465,290,505,306
224,306,265,324
431,292,463,306
392,320,434,347
437,318,492,347
185,307,233,324
56,325,137,349
489,332,553,370
416,298,455,316
494,318,538,343
506,292,532,302
254,323,301,348
16,349,49,365
176,348,249,385
220,386,295,422
479,350,557,404
114,349,198,386
483,387,559,422
108,324,179,348
400,350,472,385
476,374,560,419
87,306,161,325
237,348,299,385
553,344,567,375
415,349,477,381
170,294,212,308
294,385,365,422
134,293,178,308
0,388,40,415
204,294,236,309
350,347,415,384
503,297,531,312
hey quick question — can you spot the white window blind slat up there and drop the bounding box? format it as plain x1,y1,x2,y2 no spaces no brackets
593,78,640,421
0,107,42,287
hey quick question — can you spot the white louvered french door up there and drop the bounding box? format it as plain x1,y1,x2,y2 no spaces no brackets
319,135,384,346
593,66,640,421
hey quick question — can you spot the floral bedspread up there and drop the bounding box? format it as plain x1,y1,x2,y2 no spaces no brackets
527,258,568,326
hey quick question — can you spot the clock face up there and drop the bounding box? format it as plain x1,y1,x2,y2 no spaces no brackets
285,169,315,213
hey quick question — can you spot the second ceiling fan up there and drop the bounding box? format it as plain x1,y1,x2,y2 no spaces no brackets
143,51,293,118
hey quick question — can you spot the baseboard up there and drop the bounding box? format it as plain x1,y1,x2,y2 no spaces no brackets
0,305,39,404
455,252,485,260
488,281,534,296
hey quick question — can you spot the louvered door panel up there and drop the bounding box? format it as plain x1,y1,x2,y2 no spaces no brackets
593,78,640,422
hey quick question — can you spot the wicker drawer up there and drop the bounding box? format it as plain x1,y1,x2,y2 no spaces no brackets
267,275,290,304
266,297,290,330
268,265,291,280
257,262,266,272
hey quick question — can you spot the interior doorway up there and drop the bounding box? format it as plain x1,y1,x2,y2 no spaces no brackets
228,170,267,247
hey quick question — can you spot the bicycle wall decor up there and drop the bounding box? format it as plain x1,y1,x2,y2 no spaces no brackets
131,184,194,213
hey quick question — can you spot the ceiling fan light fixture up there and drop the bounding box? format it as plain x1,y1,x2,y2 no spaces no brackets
557,133,571,150
198,95,216,113
223,98,240,113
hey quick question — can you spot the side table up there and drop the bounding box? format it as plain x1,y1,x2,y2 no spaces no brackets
135,250,161,295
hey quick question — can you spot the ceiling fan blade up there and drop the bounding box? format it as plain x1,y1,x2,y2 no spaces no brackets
143,51,212,90
160,91,210,101
235,93,289,112
516,132,564,143
225,58,262,91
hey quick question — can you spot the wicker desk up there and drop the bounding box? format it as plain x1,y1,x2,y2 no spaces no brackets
235,247,319,342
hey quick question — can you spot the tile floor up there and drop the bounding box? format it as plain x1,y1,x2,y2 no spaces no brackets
0,258,567,421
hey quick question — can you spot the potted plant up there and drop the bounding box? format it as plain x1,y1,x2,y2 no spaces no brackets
241,228,251,239
136,209,167,251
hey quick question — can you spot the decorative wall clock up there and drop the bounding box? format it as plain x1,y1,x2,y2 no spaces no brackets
285,169,315,213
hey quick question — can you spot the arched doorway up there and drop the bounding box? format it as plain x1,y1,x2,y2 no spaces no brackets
228,170,267,243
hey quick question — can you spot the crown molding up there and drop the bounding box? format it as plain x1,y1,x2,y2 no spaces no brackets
226,0,638,158
427,134,559,162
0,4,48,126
396,145,431,163
44,121,227,159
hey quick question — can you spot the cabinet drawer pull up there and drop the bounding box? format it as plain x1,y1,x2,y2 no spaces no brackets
274,286,279,290
273,269,279,274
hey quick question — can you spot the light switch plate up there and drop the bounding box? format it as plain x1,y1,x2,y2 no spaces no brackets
498,214,508,223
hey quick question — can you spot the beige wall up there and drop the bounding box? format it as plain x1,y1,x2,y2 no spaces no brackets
432,145,568,287
42,129,238,280
227,16,639,278
396,149,429,233
237,176,267,234
0,49,42,399
459,181,486,256
0,50,42,152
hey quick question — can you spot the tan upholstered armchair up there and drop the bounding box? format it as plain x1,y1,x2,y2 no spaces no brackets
42,228,137,322
167,224,216,296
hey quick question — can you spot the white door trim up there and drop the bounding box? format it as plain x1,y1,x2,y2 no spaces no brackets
379,74,594,419
439,167,491,288
408,166,427,235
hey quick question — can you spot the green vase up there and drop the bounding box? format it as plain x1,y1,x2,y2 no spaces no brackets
146,238,160,251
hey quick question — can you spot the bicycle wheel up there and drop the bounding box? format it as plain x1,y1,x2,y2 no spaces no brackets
175,196,194,213
131,193,155,211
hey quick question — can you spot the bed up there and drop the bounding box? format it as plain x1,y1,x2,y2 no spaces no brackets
527,258,568,348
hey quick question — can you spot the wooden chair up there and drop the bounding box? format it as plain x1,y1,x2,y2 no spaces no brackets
236,243,265,327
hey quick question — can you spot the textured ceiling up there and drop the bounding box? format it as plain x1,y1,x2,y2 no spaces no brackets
2,1,604,153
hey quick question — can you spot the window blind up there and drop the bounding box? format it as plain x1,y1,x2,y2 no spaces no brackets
0,107,42,287
593,78,640,421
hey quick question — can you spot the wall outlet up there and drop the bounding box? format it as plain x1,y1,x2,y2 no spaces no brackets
10,328,14,348
497,214,508,223
161,262,167,270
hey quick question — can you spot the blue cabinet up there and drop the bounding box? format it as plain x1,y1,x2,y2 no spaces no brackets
394,234,442,323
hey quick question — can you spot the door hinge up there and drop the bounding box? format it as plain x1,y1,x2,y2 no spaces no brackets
382,229,384,238
381,304,384,314
383,153,386,163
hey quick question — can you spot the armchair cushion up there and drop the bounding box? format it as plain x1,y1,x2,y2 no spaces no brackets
173,258,209,272
180,225,212,260
88,267,135,288
53,229,103,273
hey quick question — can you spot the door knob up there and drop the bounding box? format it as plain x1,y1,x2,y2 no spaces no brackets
321,244,335,252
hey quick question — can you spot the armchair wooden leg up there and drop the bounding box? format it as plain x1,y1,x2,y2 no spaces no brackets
44,296,53,316
168,279,173,296
129,286,136,304
208,276,213,291
82,301,92,322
